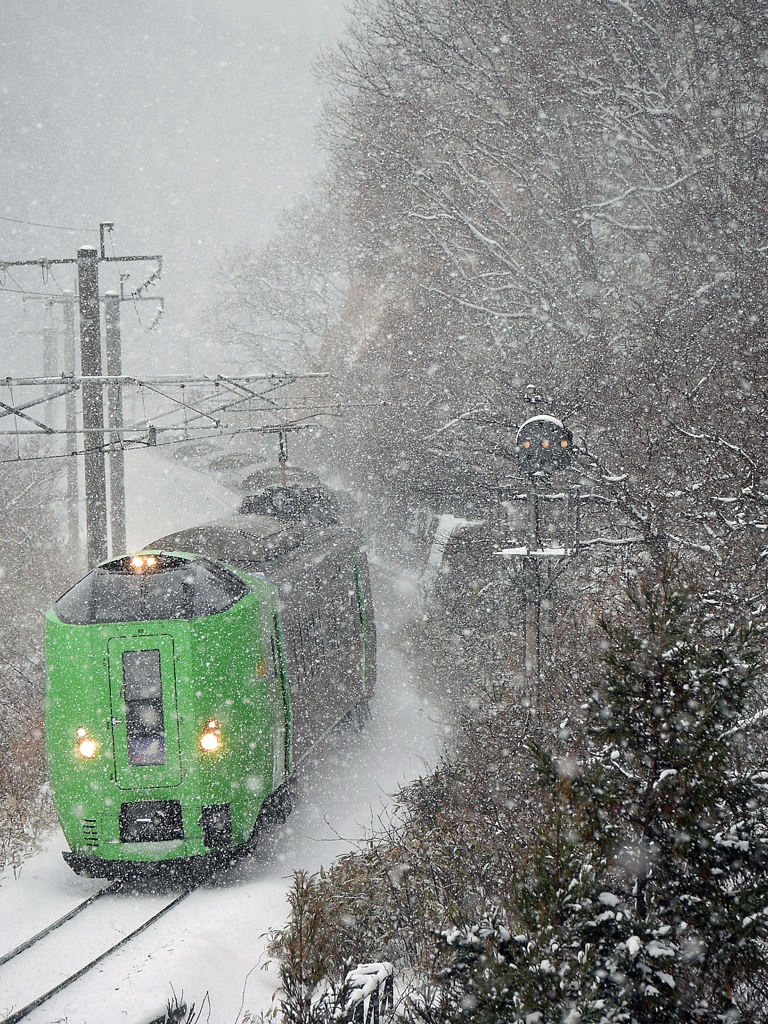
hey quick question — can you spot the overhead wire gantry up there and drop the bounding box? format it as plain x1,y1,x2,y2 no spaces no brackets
0,224,334,567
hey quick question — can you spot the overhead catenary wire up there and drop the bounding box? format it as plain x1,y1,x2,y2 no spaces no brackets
0,214,98,233
133,377,293,430
0,376,335,434
3,268,29,294
0,373,329,386
9,386,20,459
0,418,325,465
8,400,370,444
0,287,74,300
0,397,388,441
123,222,163,332
133,380,221,427
0,362,375,417
0,310,386,468
46,266,68,293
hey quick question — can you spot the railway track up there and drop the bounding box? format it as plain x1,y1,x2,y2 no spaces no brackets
0,726,354,1024
0,881,196,1024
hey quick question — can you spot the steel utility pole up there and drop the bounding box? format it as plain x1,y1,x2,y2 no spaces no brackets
42,320,57,381
78,246,108,565
105,291,125,555
62,293,80,551
0,225,164,565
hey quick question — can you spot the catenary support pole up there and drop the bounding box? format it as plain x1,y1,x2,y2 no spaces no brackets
62,293,80,554
42,324,57,382
78,246,108,566
42,321,57,425
104,291,125,555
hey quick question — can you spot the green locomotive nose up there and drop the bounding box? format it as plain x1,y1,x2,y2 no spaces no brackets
44,552,289,878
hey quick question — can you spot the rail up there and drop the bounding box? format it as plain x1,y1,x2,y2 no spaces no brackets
0,886,196,1024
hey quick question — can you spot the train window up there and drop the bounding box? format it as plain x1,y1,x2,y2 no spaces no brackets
122,649,165,766
239,486,339,525
54,555,249,624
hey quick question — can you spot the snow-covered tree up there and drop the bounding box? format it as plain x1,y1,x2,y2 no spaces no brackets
576,570,768,1017
213,1,768,613
429,778,683,1024
202,186,353,373
316,0,768,610
428,571,768,1022
0,451,74,868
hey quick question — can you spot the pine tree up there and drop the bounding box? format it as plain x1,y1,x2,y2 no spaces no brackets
428,762,686,1024
575,570,768,1019
427,570,768,1023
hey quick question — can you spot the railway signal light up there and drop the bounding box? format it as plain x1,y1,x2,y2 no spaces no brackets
515,414,573,477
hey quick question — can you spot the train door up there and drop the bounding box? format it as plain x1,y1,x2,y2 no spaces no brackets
269,610,293,783
107,635,182,790
264,602,288,786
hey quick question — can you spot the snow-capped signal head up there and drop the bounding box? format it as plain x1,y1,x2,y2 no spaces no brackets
515,415,573,477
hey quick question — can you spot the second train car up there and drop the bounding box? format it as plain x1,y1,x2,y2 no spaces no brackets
44,481,376,879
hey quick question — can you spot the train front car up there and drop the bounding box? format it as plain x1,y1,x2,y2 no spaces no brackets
44,552,290,881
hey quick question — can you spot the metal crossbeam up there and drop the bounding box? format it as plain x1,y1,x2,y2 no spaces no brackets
0,386,77,421
0,373,329,387
0,400,54,433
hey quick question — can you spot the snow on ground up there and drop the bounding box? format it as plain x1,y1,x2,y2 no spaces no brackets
0,478,446,1024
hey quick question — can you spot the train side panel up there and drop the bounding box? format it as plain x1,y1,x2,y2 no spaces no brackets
277,534,374,763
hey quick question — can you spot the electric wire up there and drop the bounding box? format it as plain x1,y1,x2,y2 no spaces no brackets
0,398,388,463
0,214,97,233
9,386,20,459
135,381,221,426
133,380,289,430
0,423,318,464
125,227,162,334
3,269,28,294
46,266,68,294
0,287,71,299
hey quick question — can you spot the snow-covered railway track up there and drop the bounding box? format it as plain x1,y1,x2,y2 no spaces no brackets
0,883,196,1024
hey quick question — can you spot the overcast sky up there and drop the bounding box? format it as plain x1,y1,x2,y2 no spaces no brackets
0,0,349,373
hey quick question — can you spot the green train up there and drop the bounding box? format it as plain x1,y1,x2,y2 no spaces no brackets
44,482,376,880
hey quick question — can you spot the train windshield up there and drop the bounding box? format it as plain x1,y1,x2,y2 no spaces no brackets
54,554,249,625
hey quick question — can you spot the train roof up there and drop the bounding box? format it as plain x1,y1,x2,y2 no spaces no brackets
147,515,305,568
146,484,357,570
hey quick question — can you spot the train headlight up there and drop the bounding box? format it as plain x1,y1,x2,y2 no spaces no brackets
76,727,97,759
200,719,221,753
130,554,158,572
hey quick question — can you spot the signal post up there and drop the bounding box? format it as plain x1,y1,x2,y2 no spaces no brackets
497,413,577,711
